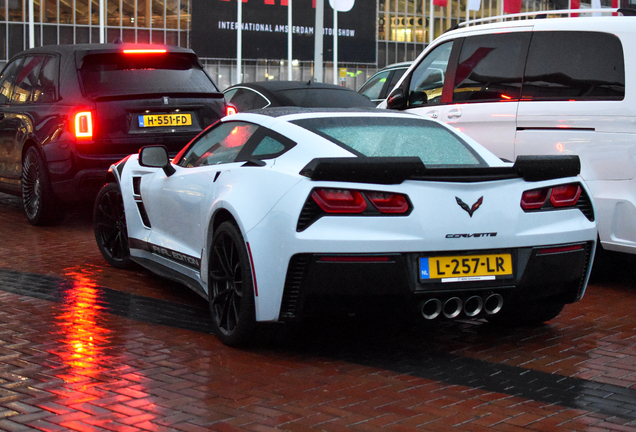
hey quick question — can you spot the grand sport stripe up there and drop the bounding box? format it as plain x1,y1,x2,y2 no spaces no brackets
128,238,201,271
2,267,636,421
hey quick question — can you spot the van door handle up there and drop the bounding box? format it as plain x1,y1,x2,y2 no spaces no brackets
426,110,439,119
447,108,462,119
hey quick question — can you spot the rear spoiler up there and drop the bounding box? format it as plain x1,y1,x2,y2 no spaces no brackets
299,155,581,184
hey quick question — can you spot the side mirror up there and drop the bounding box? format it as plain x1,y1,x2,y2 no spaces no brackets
139,146,176,177
386,88,407,110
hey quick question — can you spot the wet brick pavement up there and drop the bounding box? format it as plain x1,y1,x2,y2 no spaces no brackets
3,192,636,431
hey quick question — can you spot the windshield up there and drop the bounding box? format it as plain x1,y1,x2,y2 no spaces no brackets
80,52,219,98
291,116,485,167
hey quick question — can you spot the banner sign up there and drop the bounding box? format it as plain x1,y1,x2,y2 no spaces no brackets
191,0,376,63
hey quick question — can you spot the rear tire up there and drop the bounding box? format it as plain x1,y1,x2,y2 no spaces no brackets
21,147,59,226
93,182,133,269
208,222,256,347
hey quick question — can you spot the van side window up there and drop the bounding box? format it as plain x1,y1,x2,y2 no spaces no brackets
407,41,453,107
522,31,625,101
453,32,530,103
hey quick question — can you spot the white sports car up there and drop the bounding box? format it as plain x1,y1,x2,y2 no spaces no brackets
94,108,597,346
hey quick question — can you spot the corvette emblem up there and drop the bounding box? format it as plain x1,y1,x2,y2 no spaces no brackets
456,196,483,217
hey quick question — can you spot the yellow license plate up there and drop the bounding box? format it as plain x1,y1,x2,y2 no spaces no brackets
420,253,512,281
138,113,192,128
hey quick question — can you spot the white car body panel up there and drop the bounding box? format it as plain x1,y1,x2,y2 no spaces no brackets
106,110,596,326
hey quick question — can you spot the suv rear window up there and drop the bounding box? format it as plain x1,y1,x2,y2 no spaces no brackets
522,31,625,101
79,52,218,98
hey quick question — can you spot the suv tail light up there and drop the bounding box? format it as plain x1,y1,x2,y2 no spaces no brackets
123,49,167,54
521,183,582,211
74,111,93,140
226,105,238,116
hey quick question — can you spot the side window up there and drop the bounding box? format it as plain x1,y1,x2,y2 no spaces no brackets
225,87,269,111
408,42,453,107
33,56,59,103
177,121,259,167
384,68,407,98
453,32,530,103
522,31,625,101
251,136,286,157
12,56,45,103
358,70,391,101
0,58,24,104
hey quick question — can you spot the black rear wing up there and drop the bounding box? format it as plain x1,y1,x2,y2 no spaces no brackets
299,155,581,184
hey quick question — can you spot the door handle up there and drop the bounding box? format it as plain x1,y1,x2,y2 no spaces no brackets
426,110,439,119
447,108,462,119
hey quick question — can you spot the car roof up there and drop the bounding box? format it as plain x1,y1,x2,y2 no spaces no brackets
11,43,195,62
227,80,357,93
446,15,635,37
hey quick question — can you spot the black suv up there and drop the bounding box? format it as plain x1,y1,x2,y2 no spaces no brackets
0,43,227,225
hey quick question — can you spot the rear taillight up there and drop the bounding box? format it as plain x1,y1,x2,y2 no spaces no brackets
299,188,412,231
550,184,581,207
74,111,93,140
311,189,367,213
521,183,582,211
366,191,409,213
310,188,410,215
123,49,167,54
226,105,237,116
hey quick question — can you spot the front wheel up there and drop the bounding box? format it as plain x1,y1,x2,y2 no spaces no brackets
93,182,132,269
208,222,256,347
22,146,59,225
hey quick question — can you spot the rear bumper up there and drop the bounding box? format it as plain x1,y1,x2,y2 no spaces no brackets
45,135,192,202
279,241,594,321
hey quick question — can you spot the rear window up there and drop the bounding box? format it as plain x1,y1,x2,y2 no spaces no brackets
279,88,375,108
292,116,485,167
79,52,219,98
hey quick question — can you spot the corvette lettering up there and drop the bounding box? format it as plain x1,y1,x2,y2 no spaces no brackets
446,233,497,238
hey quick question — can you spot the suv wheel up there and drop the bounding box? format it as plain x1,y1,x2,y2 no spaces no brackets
21,146,58,226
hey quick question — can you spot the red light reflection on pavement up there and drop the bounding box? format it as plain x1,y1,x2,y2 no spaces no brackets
54,268,112,388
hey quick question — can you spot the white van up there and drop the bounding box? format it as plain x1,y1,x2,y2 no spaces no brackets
381,9,636,255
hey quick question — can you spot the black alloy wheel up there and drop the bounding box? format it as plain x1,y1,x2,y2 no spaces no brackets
21,146,58,225
208,221,256,346
93,182,133,269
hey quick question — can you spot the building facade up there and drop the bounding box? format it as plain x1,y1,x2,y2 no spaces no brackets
0,0,625,90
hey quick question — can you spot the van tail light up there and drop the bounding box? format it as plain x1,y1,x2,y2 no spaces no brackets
74,111,93,140
521,183,582,211
226,105,237,116
311,189,367,213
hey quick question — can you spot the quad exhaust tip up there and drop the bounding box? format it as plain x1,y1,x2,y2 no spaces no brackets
420,294,503,320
